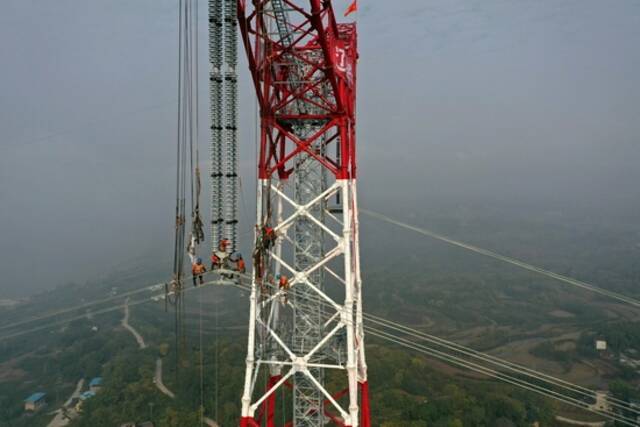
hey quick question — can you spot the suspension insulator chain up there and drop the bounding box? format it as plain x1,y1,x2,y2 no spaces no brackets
209,0,238,254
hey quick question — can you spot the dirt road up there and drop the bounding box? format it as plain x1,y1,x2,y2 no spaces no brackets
122,297,146,349
154,358,175,398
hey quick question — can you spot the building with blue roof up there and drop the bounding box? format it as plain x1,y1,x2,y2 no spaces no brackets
24,392,46,411
89,377,103,392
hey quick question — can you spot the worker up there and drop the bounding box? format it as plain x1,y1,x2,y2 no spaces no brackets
235,253,246,274
169,278,179,294
252,248,263,278
192,257,206,286
277,274,289,304
261,225,277,250
277,274,289,290
210,251,220,269
212,239,230,270
187,235,197,265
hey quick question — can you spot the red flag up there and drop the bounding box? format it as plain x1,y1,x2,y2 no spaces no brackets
344,0,357,17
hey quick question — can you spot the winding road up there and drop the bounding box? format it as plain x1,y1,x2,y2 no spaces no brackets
154,358,175,398
122,297,147,349
153,357,219,426
122,291,219,426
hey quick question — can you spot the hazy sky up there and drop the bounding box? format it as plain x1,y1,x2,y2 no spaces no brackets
1,0,639,297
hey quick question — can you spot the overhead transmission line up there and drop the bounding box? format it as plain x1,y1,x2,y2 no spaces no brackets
0,268,240,335
9,207,640,335
365,327,639,426
4,206,640,420
3,262,636,418
0,277,235,342
361,209,640,308
363,313,638,415
230,280,640,425
3,273,638,424
243,280,640,414
0,285,160,332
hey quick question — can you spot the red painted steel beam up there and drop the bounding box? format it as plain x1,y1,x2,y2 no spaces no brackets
237,0,357,181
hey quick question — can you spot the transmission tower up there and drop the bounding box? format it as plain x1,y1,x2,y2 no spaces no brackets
236,1,370,426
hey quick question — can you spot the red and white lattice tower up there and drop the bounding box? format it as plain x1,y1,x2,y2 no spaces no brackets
237,1,369,426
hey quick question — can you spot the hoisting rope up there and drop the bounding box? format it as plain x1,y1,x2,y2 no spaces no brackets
193,166,205,244
171,0,187,378
192,2,206,425
170,0,204,386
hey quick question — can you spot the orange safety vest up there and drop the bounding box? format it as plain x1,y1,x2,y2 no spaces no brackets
192,263,206,275
237,258,246,272
278,276,289,289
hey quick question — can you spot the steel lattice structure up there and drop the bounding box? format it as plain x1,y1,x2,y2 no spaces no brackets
236,1,370,426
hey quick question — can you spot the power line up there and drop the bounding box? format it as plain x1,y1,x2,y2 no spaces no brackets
9,270,630,417
364,313,640,414
6,200,640,420
365,327,638,427
232,280,640,419
361,209,640,308
4,275,636,424
0,277,236,342
1,282,164,332
233,279,637,424
0,269,236,333
7,260,639,419
12,209,636,334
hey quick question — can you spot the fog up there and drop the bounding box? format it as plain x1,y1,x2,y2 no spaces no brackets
1,0,639,297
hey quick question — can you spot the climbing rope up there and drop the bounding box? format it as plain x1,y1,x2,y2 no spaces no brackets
214,282,219,422
170,0,204,383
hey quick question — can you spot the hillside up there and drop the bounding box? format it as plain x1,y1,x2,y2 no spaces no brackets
2,204,639,426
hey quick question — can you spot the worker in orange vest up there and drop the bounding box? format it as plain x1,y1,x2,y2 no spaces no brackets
192,257,207,286
235,253,246,274
211,239,230,270
276,274,289,304
261,225,277,250
210,252,220,269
